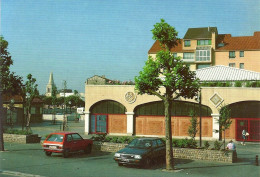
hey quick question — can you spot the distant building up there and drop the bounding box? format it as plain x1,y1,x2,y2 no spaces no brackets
148,27,260,72
45,72,56,97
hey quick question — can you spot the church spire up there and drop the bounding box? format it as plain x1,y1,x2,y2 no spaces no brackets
45,72,56,96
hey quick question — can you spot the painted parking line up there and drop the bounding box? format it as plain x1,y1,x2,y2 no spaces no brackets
0,170,46,177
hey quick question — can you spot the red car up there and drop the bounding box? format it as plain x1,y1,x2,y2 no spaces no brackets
42,132,93,158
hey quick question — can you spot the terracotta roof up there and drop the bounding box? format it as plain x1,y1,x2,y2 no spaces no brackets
3,95,23,103
148,40,183,54
3,95,43,104
216,32,260,50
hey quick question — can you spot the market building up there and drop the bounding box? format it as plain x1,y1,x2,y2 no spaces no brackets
84,26,260,141
84,66,260,141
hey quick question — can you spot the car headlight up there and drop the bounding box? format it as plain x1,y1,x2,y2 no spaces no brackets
114,153,121,157
134,155,142,159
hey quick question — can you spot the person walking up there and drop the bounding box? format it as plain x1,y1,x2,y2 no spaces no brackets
242,129,247,145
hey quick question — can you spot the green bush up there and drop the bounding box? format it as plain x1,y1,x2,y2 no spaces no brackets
213,140,222,150
91,134,107,141
111,136,119,143
204,141,210,149
4,129,33,135
234,81,242,87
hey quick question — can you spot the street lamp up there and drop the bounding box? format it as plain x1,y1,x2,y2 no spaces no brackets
9,99,15,128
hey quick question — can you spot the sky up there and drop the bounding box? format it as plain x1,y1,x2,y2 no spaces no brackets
1,0,260,94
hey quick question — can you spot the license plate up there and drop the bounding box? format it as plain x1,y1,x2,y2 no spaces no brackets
49,146,57,149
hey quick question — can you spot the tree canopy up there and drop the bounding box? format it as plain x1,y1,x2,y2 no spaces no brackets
0,36,23,96
135,19,200,170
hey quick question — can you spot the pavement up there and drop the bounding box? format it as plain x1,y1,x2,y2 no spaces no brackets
0,120,259,177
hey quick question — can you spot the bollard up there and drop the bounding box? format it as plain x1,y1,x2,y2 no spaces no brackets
256,155,259,166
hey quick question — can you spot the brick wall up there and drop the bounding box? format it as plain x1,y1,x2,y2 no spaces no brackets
3,134,41,144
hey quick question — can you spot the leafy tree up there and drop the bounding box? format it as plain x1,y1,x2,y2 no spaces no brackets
188,110,198,140
0,36,24,151
0,37,23,95
135,19,200,170
23,74,39,130
217,104,232,149
51,85,58,124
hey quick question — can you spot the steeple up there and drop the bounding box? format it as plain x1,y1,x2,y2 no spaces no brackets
48,72,55,85
45,72,56,96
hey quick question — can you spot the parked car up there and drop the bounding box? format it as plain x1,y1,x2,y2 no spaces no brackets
42,132,93,158
114,138,166,168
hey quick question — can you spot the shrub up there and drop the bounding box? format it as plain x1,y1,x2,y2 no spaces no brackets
91,134,107,142
172,139,178,147
118,136,130,144
213,140,222,150
4,129,32,135
111,136,119,143
234,81,242,87
187,139,197,148
204,141,210,149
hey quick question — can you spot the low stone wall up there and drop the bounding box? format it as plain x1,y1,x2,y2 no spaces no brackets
3,134,41,144
173,147,235,163
93,141,235,163
93,141,128,152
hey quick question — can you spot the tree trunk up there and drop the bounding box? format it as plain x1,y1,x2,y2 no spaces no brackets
164,98,174,170
0,89,5,151
26,106,31,131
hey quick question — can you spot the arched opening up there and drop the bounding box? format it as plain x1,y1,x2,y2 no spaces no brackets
228,101,260,141
90,100,127,134
134,101,212,137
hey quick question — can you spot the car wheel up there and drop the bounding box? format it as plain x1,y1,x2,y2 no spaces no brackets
63,149,70,158
45,151,52,156
84,145,92,154
143,158,151,168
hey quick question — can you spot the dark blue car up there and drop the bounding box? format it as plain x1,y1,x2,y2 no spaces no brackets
114,138,166,168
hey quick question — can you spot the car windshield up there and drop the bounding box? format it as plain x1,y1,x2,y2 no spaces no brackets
127,139,152,149
46,134,64,142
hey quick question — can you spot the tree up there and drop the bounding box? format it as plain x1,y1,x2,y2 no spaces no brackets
188,110,198,140
0,37,23,96
217,104,232,149
23,74,39,131
0,36,24,151
51,85,58,124
135,19,200,170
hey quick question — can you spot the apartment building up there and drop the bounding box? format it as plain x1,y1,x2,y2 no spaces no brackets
148,27,260,72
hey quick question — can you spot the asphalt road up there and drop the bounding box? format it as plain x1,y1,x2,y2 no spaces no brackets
0,142,260,177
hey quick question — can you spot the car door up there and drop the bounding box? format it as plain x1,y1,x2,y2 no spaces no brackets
71,133,85,151
156,139,166,158
65,134,76,152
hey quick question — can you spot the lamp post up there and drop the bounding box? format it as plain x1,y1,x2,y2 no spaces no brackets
199,89,202,147
9,99,15,128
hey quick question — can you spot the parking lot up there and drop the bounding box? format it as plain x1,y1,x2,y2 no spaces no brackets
1,121,260,177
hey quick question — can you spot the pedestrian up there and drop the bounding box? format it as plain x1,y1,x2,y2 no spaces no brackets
226,140,236,150
241,129,247,145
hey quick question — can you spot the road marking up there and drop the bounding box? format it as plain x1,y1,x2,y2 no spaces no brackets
0,170,46,177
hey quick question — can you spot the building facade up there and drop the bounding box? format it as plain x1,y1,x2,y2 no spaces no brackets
148,27,260,72
84,67,260,141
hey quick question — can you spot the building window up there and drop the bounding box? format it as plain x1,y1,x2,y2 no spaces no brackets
240,51,244,57
197,40,211,45
229,63,235,67
173,53,177,58
197,64,210,69
240,63,244,69
229,51,236,58
184,40,190,47
183,53,194,60
196,50,211,61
